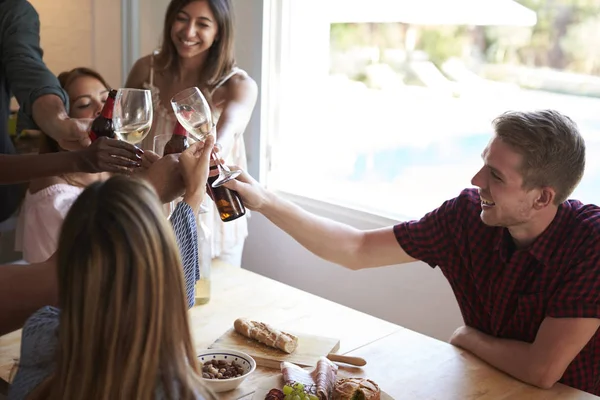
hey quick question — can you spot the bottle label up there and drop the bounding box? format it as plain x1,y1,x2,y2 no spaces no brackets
102,91,117,119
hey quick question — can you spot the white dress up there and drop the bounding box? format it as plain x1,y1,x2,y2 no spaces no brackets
142,54,249,264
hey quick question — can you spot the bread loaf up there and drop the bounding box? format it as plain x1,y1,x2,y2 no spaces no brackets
333,378,380,400
234,318,298,354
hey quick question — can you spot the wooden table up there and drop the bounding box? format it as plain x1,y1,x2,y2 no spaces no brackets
1,261,598,399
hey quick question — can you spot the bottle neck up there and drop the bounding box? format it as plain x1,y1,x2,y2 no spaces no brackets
101,90,117,119
173,122,188,137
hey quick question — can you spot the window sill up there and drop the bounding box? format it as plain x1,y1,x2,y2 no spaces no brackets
273,190,413,228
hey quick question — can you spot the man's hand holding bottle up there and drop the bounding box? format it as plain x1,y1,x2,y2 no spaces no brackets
60,88,144,174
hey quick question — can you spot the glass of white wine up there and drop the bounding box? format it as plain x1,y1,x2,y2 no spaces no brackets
170,86,241,187
112,88,153,145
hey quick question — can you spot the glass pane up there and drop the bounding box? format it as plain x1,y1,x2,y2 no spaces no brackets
273,2,600,220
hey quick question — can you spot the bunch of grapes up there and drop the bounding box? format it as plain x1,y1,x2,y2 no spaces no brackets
282,382,318,400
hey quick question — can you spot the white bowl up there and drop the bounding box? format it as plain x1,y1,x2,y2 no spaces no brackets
197,349,257,393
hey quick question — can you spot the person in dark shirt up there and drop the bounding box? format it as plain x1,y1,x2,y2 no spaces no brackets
224,109,600,396
0,0,142,222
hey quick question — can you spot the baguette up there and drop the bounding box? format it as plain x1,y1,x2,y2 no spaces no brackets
234,318,298,354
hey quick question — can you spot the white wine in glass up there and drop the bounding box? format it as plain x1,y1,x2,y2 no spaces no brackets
170,87,241,187
115,122,151,144
176,110,213,143
113,88,153,145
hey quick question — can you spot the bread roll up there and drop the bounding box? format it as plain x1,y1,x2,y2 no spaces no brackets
333,378,380,400
234,318,298,353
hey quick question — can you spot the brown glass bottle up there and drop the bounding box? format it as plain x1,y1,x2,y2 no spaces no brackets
89,89,117,141
163,121,189,155
207,165,246,222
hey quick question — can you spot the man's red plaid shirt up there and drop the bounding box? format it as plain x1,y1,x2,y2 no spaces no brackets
394,188,600,395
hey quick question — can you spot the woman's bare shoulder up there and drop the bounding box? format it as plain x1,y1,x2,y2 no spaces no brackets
226,71,256,87
217,72,257,100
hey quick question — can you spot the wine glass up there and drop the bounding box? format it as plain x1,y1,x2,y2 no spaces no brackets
170,87,241,187
112,89,153,145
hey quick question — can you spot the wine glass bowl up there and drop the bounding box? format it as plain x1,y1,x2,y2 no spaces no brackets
170,87,241,187
112,89,153,144
171,89,213,143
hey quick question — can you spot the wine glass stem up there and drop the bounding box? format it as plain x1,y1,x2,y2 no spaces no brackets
211,149,230,172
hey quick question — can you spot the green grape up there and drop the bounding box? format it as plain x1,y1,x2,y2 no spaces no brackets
292,395,301,400
295,383,305,392
284,395,292,400
283,385,293,395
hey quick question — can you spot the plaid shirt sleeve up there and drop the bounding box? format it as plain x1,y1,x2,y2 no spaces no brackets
548,250,600,319
393,189,474,271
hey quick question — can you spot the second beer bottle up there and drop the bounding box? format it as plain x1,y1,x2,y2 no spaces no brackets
89,89,117,141
164,122,246,222
164,121,189,155
207,164,246,222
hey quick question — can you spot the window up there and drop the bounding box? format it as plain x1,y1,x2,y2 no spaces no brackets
264,0,600,221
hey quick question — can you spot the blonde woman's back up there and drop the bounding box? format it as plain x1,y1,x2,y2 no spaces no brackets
8,177,216,400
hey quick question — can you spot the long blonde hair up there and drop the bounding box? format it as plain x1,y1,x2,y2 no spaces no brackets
29,176,215,400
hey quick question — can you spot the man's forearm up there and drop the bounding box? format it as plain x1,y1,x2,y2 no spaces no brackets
0,152,82,184
31,94,69,141
455,328,557,389
0,261,58,336
261,191,365,269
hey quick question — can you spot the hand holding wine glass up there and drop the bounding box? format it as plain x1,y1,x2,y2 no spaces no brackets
78,136,143,173
180,135,215,216
170,87,241,188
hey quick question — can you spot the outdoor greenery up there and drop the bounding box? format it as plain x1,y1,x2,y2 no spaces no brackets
330,0,600,77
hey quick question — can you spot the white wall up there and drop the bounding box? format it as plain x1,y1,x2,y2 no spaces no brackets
139,0,170,56
31,0,122,88
31,0,93,73
231,0,464,342
243,205,464,342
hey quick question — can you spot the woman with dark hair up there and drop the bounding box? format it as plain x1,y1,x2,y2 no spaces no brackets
16,67,184,263
16,67,114,263
125,0,257,267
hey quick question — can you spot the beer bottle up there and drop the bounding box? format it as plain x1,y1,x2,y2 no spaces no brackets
207,165,246,222
89,89,117,141
164,121,189,155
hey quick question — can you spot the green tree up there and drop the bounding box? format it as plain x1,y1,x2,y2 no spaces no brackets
416,26,469,66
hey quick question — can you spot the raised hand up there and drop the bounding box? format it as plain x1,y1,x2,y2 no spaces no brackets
179,135,215,213
221,168,268,211
54,118,94,150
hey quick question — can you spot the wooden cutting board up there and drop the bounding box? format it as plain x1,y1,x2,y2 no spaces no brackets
208,328,340,369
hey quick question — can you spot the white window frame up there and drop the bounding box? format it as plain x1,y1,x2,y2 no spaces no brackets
120,0,140,85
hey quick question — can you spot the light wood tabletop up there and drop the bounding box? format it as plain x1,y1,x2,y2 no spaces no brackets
1,261,598,399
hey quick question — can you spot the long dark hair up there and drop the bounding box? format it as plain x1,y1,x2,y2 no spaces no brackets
155,0,235,93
